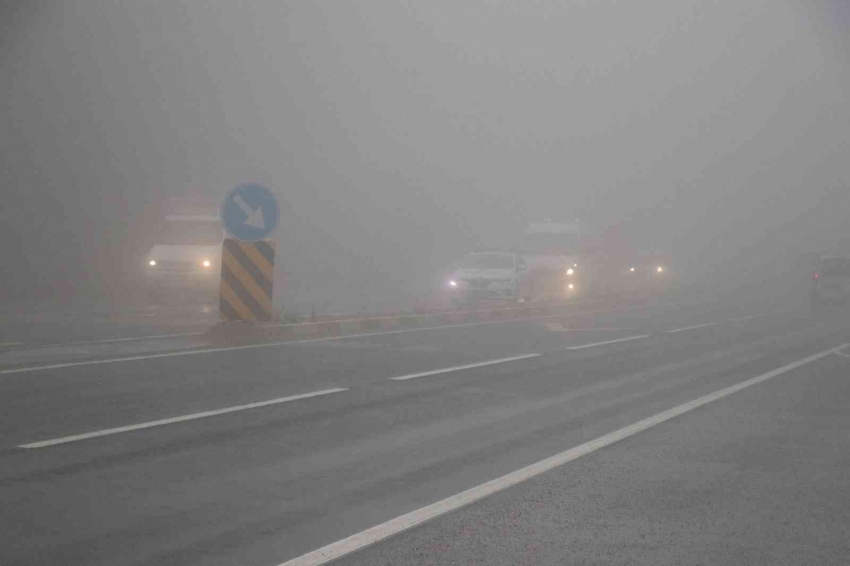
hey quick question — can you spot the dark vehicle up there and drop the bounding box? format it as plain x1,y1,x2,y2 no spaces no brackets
613,250,674,298
810,256,850,317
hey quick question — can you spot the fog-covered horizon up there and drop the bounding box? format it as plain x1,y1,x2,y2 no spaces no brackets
3,0,849,312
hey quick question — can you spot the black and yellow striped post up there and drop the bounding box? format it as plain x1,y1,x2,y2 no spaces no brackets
219,239,275,322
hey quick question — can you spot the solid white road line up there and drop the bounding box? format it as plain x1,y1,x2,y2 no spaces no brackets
0,344,282,375
665,311,785,334
25,331,208,349
727,312,777,323
0,304,652,375
390,354,541,381
565,334,651,350
664,322,721,334
561,327,634,331
277,343,849,566
18,387,348,449
542,322,634,332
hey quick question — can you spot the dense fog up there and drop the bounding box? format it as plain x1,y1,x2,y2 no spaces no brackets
2,0,849,313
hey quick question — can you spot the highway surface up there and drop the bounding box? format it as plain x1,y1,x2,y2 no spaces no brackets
2,290,849,565
0,298,218,348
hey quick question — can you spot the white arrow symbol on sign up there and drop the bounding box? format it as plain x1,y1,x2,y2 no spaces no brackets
233,194,266,230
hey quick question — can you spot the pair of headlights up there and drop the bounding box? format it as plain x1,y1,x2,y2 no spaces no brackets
447,279,515,288
148,260,212,268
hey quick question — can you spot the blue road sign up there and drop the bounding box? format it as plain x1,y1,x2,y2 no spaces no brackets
221,183,280,242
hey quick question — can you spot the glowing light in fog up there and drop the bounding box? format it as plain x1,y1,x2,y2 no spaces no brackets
449,280,458,287
568,283,575,290
656,266,664,273
566,268,574,275
629,267,635,272
203,260,211,267
149,260,156,266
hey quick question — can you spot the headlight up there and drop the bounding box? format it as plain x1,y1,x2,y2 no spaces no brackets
566,268,574,275
629,267,636,272
656,266,664,273
449,280,458,287
148,260,156,267
568,283,575,290
203,260,211,268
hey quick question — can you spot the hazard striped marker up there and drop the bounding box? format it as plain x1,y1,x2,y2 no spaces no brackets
219,238,275,322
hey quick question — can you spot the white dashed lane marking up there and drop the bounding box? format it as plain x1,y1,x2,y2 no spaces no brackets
389,354,541,381
277,343,848,566
18,388,348,449
565,335,651,350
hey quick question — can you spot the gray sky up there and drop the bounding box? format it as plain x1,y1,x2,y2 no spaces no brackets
2,0,849,310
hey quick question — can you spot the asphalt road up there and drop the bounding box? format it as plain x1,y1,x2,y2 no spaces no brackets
0,300,218,348
2,289,850,566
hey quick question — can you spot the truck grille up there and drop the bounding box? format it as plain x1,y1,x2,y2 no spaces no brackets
462,278,490,288
461,278,512,288
154,260,203,271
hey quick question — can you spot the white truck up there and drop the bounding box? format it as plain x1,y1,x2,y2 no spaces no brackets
143,196,224,294
521,220,588,300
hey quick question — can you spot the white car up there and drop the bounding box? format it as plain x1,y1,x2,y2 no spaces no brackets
447,252,529,306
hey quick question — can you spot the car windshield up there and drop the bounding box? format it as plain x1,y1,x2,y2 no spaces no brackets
159,220,223,246
461,254,515,269
523,232,579,256
820,258,850,277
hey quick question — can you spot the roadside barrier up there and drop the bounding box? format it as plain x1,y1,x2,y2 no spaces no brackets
204,299,603,345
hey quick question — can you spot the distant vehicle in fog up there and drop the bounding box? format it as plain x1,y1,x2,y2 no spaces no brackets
621,249,673,292
441,220,676,305
446,251,529,307
521,220,588,299
810,256,850,317
143,196,224,294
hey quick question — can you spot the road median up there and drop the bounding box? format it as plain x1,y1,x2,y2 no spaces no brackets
204,300,598,345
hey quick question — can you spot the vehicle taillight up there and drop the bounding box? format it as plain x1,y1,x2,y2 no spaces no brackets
813,272,819,280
